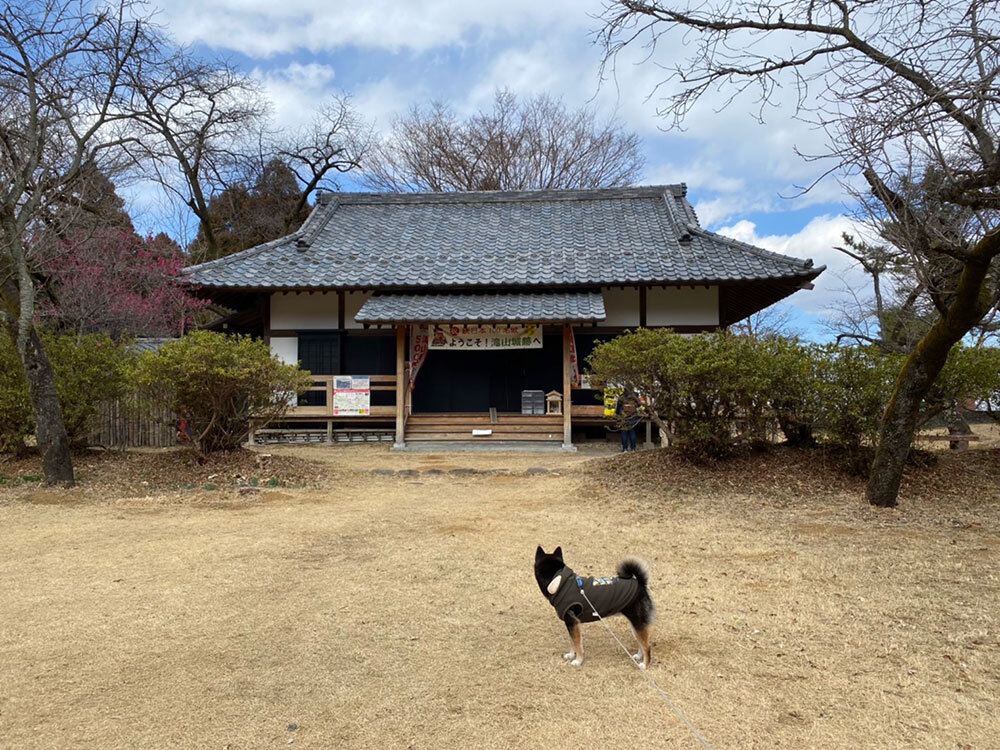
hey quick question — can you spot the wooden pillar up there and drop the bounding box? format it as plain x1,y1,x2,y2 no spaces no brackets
261,293,271,347
394,324,406,448
562,323,575,450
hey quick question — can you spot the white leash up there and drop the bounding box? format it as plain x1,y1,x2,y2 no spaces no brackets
577,586,713,750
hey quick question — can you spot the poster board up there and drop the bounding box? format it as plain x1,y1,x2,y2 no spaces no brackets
332,376,370,416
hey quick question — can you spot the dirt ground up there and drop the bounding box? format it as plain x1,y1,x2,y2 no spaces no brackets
1,442,999,749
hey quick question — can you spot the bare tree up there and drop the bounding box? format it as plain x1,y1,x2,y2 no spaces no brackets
600,0,1000,507
362,89,644,192
829,233,939,352
271,95,369,232
0,0,161,484
125,50,268,263
731,302,802,340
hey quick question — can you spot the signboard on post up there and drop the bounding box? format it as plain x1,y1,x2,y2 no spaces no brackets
428,323,543,350
332,376,370,416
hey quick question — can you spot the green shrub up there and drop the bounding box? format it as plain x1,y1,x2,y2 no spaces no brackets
924,345,1000,424
0,332,132,452
132,330,313,454
44,332,133,446
589,329,1000,467
814,344,903,455
0,336,33,454
588,329,776,461
764,337,825,447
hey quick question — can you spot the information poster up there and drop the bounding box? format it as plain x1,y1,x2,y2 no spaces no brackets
428,323,543,350
332,376,370,416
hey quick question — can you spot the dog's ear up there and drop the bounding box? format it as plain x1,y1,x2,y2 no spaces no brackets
535,545,545,561
554,546,563,560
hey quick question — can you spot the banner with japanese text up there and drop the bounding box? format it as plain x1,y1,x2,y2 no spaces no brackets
428,323,543,350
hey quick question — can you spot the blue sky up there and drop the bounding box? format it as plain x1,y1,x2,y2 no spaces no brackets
138,0,870,339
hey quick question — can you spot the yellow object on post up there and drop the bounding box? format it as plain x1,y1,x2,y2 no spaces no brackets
603,387,623,418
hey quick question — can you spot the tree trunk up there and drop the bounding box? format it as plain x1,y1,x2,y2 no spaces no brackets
20,326,75,485
865,347,942,506
866,234,998,507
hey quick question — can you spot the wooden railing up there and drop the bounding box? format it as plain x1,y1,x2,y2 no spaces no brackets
286,374,398,419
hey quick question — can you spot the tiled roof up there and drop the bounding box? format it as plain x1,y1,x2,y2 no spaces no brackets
183,186,823,290
355,291,606,324
128,337,176,354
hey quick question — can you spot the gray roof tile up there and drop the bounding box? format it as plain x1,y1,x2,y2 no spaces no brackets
183,186,823,290
355,291,606,324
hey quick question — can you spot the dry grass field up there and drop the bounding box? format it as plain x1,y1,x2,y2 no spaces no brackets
1,439,999,749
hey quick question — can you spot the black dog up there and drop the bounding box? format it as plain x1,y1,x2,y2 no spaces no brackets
534,546,655,668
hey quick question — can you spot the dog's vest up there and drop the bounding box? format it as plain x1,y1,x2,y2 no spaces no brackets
547,565,639,623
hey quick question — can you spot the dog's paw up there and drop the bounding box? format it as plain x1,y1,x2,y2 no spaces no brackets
632,652,643,663
563,652,576,661
637,662,647,671
570,658,583,667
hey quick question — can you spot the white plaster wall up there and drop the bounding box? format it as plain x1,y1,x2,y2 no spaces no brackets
270,336,298,365
602,287,640,326
270,292,338,329
344,291,371,329
647,286,719,327
269,290,373,330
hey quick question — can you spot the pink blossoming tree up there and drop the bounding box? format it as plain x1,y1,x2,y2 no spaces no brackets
40,228,208,339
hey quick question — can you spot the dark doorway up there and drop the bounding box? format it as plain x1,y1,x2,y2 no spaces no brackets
411,333,563,412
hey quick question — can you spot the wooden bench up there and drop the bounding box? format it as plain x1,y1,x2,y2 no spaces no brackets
917,433,981,450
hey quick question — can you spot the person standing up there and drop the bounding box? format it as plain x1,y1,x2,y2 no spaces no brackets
616,393,641,452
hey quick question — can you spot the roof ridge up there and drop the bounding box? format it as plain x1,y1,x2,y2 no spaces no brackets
181,199,337,276
299,197,338,244
322,185,686,205
690,226,818,271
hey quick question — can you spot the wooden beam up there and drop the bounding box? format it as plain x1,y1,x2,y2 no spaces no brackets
262,293,271,347
639,286,647,328
562,323,574,450
394,324,406,448
338,290,345,329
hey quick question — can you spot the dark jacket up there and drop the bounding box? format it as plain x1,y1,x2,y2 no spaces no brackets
616,397,642,430
547,565,639,623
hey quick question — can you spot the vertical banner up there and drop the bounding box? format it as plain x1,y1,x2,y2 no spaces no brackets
409,324,429,390
568,326,581,387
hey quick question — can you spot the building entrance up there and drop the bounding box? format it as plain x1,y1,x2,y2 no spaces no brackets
411,333,563,412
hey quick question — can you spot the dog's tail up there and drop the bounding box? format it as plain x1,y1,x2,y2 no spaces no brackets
617,557,650,590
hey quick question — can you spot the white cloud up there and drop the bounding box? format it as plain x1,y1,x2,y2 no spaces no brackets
256,62,339,130
717,215,871,317
156,0,595,57
156,0,856,225
352,76,428,130
465,43,568,111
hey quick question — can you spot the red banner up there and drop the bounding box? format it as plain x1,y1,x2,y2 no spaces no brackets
409,324,429,390
569,327,581,388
